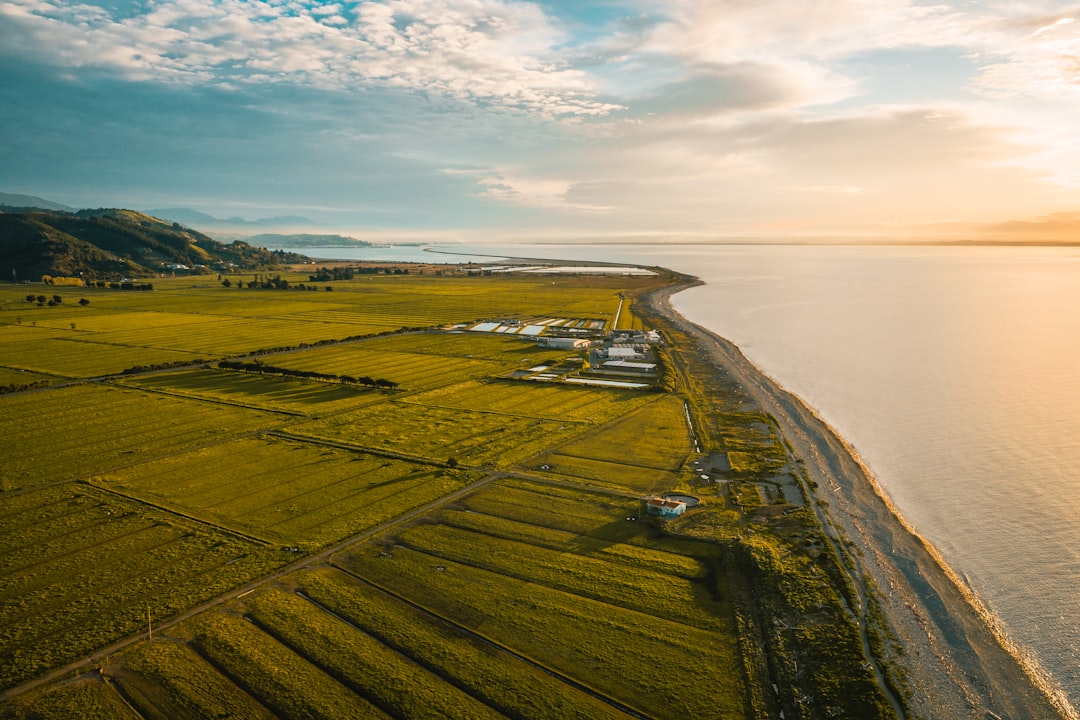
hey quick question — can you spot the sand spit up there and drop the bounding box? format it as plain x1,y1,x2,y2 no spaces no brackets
642,280,1072,720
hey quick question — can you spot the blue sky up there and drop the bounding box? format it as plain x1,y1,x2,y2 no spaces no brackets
3,0,1080,240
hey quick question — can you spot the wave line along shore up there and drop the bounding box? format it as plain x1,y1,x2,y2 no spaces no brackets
640,275,1074,720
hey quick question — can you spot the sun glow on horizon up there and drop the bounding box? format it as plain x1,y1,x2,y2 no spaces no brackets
3,0,1080,240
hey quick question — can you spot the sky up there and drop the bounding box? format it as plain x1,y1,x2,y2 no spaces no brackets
3,0,1080,241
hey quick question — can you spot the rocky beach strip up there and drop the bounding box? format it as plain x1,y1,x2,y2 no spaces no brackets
642,278,1070,720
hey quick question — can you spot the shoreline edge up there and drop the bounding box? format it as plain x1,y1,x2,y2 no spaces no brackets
642,273,1074,720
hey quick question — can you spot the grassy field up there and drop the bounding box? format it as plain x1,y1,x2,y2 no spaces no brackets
288,401,586,467
0,384,282,491
404,379,655,421
53,567,641,720
0,676,139,720
0,366,55,388
90,436,477,547
294,568,636,720
262,345,506,391
0,269,895,719
535,395,692,491
339,543,745,719
106,640,276,720
326,476,746,719
185,611,391,719
245,587,504,719
392,522,730,631
0,333,204,378
0,484,284,688
356,331,546,362
119,366,383,414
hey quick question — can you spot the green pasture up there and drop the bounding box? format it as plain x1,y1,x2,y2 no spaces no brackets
29,309,221,334
289,401,587,467
0,676,139,720
557,395,691,470
120,367,382,414
107,641,276,720
0,366,55,387
297,568,635,720
169,272,640,327
265,344,504,391
50,564,642,720
438,508,706,579
292,273,635,321
0,334,203,378
0,384,281,491
534,455,676,492
85,316,395,356
614,298,645,331
338,543,746,720
184,612,391,719
458,480,731,560
245,587,504,719
406,379,655,422
283,305,453,329
91,436,476,548
357,331,543,363
535,395,691,491
0,485,283,688
393,522,732,632
460,480,644,537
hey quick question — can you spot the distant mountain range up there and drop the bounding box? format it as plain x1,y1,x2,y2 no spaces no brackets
147,211,378,247
243,233,373,248
2,193,376,256
0,207,308,280
147,207,317,231
0,192,76,212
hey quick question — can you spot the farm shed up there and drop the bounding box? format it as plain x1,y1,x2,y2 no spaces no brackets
537,337,593,349
607,344,648,358
602,360,657,372
643,496,687,519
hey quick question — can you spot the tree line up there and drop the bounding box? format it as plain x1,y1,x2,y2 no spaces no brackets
24,294,91,307
309,266,411,281
217,360,399,389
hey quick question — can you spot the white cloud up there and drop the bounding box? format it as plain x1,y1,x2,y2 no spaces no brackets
0,0,621,116
969,5,1080,100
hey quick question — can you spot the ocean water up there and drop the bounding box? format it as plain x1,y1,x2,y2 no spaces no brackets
294,242,1080,709
663,245,1080,712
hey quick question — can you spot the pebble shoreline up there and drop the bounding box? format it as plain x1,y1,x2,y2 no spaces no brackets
643,278,1071,720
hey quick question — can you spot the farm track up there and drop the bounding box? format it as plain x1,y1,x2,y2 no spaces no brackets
392,398,591,424
103,379,310,417
265,430,466,469
0,470,502,702
90,485,276,546
502,471,643,500
322,566,651,720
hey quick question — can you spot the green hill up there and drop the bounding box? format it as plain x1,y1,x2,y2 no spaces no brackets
0,208,308,280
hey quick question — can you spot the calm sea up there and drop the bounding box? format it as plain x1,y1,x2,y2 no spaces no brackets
291,242,1080,709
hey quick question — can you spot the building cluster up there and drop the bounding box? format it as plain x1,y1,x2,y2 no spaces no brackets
467,315,665,389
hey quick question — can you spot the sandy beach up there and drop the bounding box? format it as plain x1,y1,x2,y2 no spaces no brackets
642,279,1070,720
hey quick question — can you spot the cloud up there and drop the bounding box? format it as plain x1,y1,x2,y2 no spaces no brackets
969,6,1080,100
623,61,829,118
0,0,621,116
5,0,1080,236
459,101,1075,235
